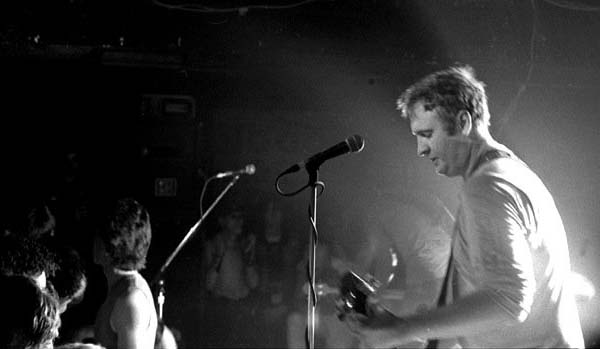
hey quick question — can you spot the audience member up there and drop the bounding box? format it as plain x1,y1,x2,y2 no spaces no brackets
204,204,258,299
93,197,157,349
201,203,259,347
2,198,56,241
254,199,295,347
3,196,96,347
49,245,88,314
257,200,286,305
0,274,61,349
0,235,57,289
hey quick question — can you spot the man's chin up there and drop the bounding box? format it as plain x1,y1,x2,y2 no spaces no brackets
436,168,462,178
434,164,459,178
434,164,448,176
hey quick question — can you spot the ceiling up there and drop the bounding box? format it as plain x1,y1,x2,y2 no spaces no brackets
2,0,600,80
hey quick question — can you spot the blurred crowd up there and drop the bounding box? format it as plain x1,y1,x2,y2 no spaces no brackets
0,150,367,349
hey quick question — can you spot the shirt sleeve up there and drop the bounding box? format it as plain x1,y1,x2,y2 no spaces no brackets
461,174,537,322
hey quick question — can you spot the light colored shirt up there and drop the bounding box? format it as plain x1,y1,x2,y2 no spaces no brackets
447,145,584,348
205,234,250,300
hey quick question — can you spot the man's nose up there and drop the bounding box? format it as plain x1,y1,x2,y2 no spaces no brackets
417,140,430,157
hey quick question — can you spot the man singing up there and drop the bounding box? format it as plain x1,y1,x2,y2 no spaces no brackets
344,66,584,348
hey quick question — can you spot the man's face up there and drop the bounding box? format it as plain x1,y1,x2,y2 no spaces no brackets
223,211,244,236
408,101,469,177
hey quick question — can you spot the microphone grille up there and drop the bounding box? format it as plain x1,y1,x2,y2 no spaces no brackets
245,164,256,175
347,134,365,153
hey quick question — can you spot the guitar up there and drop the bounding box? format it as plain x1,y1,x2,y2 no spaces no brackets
302,270,381,318
336,270,382,319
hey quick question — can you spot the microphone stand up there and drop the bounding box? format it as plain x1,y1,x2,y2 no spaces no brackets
151,174,242,321
306,165,322,349
275,162,328,349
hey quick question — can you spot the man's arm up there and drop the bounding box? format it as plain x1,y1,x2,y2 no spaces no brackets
111,289,155,349
351,175,537,347
350,288,521,347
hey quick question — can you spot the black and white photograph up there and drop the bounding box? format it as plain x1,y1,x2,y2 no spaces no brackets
1,1,599,348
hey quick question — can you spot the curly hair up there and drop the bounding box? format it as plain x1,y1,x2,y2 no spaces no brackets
98,198,151,271
3,199,55,240
0,235,57,278
396,65,490,133
48,246,87,304
0,274,61,349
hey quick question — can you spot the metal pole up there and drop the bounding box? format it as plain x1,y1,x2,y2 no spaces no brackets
151,175,241,286
306,168,320,349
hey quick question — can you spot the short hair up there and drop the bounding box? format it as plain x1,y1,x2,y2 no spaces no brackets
49,246,87,307
98,198,151,271
3,199,55,240
25,203,56,240
396,65,490,132
0,235,57,279
0,274,61,349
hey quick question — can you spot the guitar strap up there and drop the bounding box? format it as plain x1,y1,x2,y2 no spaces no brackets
425,149,514,349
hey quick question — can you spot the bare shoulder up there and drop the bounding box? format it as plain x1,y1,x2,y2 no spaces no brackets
116,287,151,306
107,280,157,349
111,287,155,330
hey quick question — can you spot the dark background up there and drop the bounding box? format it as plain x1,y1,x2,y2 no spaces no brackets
1,0,600,347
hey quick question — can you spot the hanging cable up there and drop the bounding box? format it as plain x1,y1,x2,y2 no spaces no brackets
199,176,216,217
275,171,325,197
540,0,600,12
152,0,326,14
498,0,539,136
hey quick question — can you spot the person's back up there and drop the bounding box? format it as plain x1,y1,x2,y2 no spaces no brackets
95,272,157,349
454,151,584,348
93,198,157,349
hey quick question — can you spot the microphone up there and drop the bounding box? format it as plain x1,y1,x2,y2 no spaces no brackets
282,135,364,174
215,164,256,179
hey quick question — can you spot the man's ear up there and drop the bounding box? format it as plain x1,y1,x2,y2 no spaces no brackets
457,110,472,136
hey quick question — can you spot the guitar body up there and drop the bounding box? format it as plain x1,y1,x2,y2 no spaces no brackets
337,270,381,318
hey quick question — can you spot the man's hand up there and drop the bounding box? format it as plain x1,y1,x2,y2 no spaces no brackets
340,298,426,348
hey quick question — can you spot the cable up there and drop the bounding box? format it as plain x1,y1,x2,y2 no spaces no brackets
498,0,538,136
275,171,325,197
540,0,600,11
152,0,326,14
199,176,217,217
